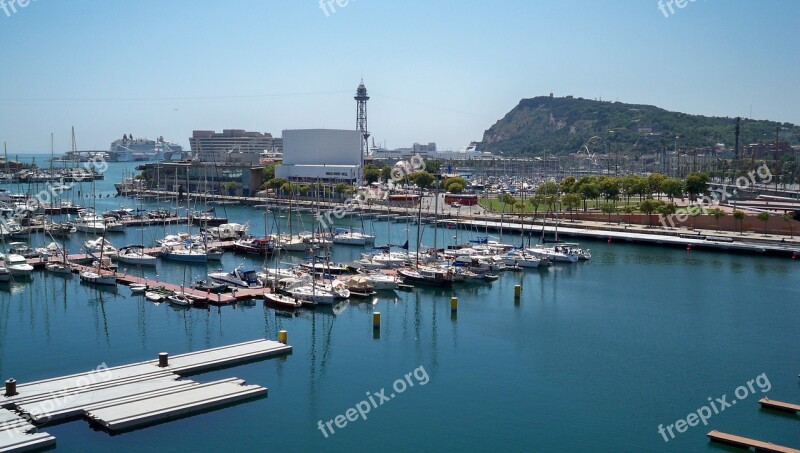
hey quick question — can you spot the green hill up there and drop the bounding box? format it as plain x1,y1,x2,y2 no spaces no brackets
479,95,799,156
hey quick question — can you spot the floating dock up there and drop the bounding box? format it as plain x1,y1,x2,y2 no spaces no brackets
0,409,55,453
1,339,290,451
707,430,800,452
759,398,800,414
85,378,266,431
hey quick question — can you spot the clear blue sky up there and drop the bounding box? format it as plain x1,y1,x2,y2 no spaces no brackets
1,0,797,153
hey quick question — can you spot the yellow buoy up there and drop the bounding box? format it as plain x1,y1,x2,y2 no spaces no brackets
278,330,288,344
373,312,381,329
514,284,521,298
450,296,458,312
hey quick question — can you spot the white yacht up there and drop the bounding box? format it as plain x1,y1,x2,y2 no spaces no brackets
332,230,376,246
74,211,106,234
208,265,262,289
84,237,118,258
160,244,207,263
356,269,401,290
502,250,542,268
1,253,34,277
528,245,578,263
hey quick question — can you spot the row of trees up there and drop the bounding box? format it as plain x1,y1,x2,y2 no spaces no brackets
494,172,710,216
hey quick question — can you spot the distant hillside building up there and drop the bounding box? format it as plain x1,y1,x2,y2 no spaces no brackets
190,129,282,165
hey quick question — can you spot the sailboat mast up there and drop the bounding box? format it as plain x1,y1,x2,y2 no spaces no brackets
433,175,439,261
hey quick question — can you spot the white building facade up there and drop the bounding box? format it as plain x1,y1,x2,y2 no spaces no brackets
275,129,362,183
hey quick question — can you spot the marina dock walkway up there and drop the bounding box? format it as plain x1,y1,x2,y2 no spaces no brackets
1,339,291,450
707,430,800,452
759,398,800,414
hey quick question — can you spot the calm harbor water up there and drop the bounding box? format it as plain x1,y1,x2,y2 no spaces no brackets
1,158,799,452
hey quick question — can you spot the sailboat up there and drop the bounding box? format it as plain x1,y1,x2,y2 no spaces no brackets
261,211,303,309
398,176,453,287
0,229,16,281
79,228,117,286
160,170,208,263
45,231,72,275
117,245,157,266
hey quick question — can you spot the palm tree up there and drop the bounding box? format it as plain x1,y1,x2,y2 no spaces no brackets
732,210,746,234
782,212,794,238
757,211,770,236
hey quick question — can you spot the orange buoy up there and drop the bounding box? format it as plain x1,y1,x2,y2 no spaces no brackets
607,236,612,244
792,251,797,260
687,244,692,251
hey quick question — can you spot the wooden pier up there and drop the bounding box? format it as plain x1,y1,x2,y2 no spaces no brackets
707,430,800,452
1,339,291,449
759,398,800,414
32,239,276,305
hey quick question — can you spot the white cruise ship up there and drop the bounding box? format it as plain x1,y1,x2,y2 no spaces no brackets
109,135,183,162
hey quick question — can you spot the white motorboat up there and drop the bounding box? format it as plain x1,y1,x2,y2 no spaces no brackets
555,242,592,260
1,253,34,277
208,265,262,289
74,211,106,234
84,237,118,258
528,245,578,263
167,293,192,306
502,250,542,268
103,217,125,232
129,283,147,292
145,290,166,302
258,267,303,286
356,269,400,290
